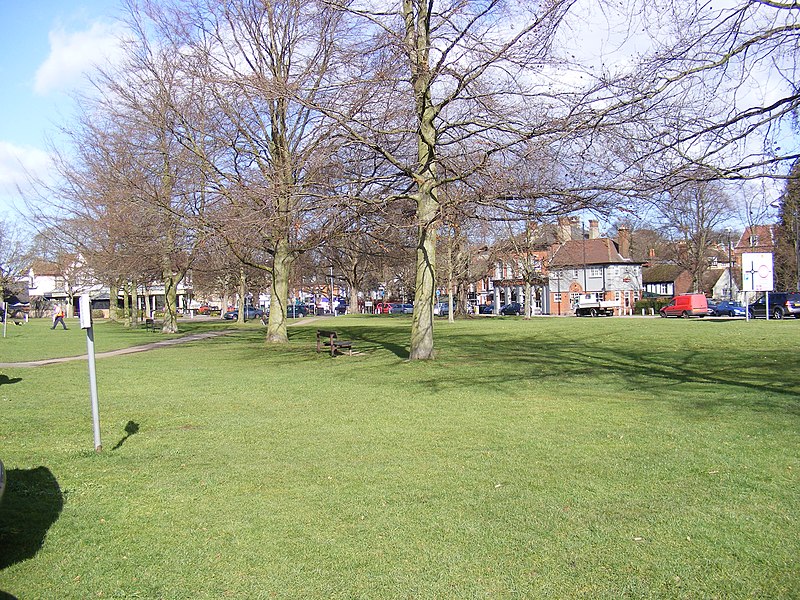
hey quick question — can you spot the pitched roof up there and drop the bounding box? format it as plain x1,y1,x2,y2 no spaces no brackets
29,260,62,276
642,264,688,284
549,239,642,267
736,225,776,251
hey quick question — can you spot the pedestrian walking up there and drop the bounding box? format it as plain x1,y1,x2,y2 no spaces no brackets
51,303,67,330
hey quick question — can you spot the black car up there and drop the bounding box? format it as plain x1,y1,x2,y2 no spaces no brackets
478,304,494,314
747,292,800,319
500,302,522,316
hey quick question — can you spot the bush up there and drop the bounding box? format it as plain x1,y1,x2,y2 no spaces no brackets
634,297,671,314
91,309,105,319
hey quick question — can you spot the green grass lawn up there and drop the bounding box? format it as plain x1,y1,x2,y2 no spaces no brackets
0,317,233,363
1,315,798,598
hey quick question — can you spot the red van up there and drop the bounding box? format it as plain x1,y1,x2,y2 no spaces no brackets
659,294,708,318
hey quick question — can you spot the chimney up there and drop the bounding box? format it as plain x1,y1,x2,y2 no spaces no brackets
588,220,599,240
557,217,572,243
618,226,631,259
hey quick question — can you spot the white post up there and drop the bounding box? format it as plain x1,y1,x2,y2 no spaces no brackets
80,295,102,452
745,292,750,321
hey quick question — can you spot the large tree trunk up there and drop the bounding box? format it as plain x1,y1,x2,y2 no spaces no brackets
123,285,131,327
130,281,140,328
266,238,292,343
237,266,247,324
410,182,437,359
407,0,438,360
524,281,533,320
109,280,120,322
162,272,180,333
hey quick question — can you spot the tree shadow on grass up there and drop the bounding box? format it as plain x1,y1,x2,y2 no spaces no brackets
426,325,800,414
0,466,63,571
0,375,21,386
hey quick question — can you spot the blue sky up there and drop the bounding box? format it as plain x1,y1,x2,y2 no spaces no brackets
0,0,126,218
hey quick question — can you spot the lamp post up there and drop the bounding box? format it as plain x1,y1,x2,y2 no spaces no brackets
725,227,733,301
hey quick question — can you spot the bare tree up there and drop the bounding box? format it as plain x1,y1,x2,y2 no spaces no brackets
656,172,733,291
117,0,351,343
0,219,28,290
325,0,610,358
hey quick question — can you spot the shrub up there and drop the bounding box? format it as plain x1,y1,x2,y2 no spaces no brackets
634,297,671,313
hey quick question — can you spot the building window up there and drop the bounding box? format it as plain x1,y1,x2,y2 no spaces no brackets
749,235,759,247
589,267,602,278
569,292,581,306
553,293,562,303
573,269,579,278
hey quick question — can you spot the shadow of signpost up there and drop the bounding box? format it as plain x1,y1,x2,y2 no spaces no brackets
0,466,63,571
112,420,140,451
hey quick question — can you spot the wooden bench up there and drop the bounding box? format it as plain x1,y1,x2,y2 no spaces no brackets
316,329,353,357
145,318,157,332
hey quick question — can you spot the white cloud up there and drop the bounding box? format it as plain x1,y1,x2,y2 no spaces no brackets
0,141,51,187
34,21,126,95
0,141,53,215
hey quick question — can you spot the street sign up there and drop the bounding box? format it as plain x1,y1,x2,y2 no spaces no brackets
79,294,93,329
742,252,774,292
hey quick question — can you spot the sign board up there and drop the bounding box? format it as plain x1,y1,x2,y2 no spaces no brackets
79,294,93,329
741,252,774,292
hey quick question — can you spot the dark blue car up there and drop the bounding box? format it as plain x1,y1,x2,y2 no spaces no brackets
710,301,746,317
500,302,522,316
223,306,264,320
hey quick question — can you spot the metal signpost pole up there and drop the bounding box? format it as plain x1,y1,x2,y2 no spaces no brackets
80,295,102,452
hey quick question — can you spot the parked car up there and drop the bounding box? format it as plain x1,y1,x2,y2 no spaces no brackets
334,301,348,315
659,293,708,318
374,302,392,314
478,304,495,314
434,302,450,316
287,304,309,318
500,302,522,316
709,300,746,317
223,306,264,320
196,304,219,315
388,303,413,314
747,292,800,319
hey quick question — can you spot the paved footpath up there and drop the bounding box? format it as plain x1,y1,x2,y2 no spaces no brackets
0,316,330,368
0,330,234,368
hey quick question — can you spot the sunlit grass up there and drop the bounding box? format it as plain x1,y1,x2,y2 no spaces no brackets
1,315,798,598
